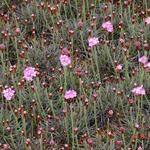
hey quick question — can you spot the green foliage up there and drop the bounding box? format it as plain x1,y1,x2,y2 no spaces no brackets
0,0,150,149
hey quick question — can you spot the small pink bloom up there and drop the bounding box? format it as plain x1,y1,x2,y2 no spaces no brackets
64,90,77,100
23,67,37,81
88,37,99,47
115,140,123,147
131,85,146,96
59,54,71,66
77,19,83,28
134,123,140,129
0,43,5,51
137,146,143,150
107,110,114,117
102,21,113,32
138,55,148,65
3,87,15,101
144,62,150,72
15,28,21,34
115,64,122,72
145,17,150,25
61,47,69,55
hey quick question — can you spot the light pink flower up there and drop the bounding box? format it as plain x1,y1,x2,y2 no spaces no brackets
115,64,122,72
3,87,15,101
88,37,99,47
64,90,77,100
23,67,37,81
15,28,21,34
138,55,148,65
137,146,143,150
59,55,71,66
134,123,140,129
145,17,150,25
131,85,146,96
102,21,113,32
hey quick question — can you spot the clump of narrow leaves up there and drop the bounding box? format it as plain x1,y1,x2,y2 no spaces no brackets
0,0,150,149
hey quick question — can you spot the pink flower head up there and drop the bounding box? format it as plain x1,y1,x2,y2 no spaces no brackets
23,66,37,81
131,85,146,96
0,43,5,51
144,62,150,72
88,37,99,47
138,55,148,65
102,21,113,32
137,146,143,150
145,17,150,25
3,87,15,101
59,54,71,66
61,47,69,55
115,64,122,72
64,89,77,102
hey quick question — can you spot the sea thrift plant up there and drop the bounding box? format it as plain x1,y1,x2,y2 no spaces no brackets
145,17,150,25
115,64,122,72
23,67,37,81
102,21,113,32
0,1,150,149
139,56,148,65
59,54,71,66
88,37,99,47
2,87,15,101
131,85,146,96
64,89,77,102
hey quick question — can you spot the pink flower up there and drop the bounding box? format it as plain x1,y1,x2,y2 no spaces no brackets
138,56,148,65
115,64,122,72
0,43,5,51
137,146,143,150
134,123,140,129
88,37,99,47
15,28,21,34
59,55,71,66
64,90,77,101
23,67,37,81
61,47,69,55
102,21,113,32
3,87,15,101
145,17,150,25
144,62,150,72
131,85,146,96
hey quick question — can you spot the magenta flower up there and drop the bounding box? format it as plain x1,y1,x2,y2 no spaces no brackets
131,85,146,96
145,17,150,25
3,87,15,101
88,37,99,47
102,21,113,32
59,54,71,66
64,90,77,102
138,56,148,65
23,67,37,81
137,146,143,150
115,64,122,72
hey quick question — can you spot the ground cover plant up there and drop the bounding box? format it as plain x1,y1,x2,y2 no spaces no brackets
0,0,150,149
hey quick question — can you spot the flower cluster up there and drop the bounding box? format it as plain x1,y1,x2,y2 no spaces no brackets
3,87,15,101
59,55,71,67
23,67,37,81
132,85,146,96
64,90,77,103
88,37,99,47
102,21,113,32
